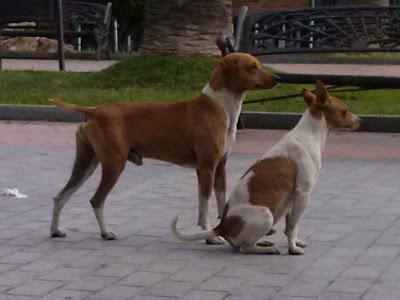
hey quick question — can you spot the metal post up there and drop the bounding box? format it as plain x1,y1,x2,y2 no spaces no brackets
77,24,82,51
56,0,65,71
127,34,132,52
113,19,118,52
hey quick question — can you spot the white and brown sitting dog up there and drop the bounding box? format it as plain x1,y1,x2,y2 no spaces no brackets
49,53,278,243
171,81,361,254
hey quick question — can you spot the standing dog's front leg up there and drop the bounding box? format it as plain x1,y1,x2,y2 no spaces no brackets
213,155,227,218
197,166,225,245
286,189,308,255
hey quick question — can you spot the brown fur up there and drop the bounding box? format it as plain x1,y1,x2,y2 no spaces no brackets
214,204,245,241
247,157,297,214
50,53,278,240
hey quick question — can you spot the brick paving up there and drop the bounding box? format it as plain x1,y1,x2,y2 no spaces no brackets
0,121,400,299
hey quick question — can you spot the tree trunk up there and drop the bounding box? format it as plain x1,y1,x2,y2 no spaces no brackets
140,0,233,55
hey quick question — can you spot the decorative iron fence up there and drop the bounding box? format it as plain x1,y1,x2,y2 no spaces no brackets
240,5,400,55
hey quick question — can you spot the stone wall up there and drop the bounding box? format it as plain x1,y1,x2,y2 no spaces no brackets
233,0,309,12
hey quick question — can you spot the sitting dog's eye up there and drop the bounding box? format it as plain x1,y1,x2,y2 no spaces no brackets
342,110,347,117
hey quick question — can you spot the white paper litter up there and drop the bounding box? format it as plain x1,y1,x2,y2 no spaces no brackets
1,188,28,199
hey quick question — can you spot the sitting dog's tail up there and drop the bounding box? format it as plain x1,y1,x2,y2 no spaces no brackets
170,215,217,242
49,97,95,117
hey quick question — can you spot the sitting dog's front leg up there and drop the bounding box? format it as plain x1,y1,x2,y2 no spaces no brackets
286,189,308,255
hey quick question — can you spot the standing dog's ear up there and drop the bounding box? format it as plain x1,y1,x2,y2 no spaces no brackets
216,36,235,57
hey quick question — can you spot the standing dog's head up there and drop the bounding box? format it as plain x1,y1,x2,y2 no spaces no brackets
210,53,279,95
302,80,361,131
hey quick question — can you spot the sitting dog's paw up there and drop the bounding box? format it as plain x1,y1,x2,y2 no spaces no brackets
51,229,66,238
289,246,305,255
296,239,307,248
206,236,226,245
101,231,118,240
257,240,274,247
266,228,276,236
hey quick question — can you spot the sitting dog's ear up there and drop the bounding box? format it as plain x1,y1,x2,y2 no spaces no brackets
302,89,316,107
315,80,329,105
216,36,235,57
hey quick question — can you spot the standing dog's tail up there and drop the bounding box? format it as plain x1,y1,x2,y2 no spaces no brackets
49,97,95,117
170,215,217,242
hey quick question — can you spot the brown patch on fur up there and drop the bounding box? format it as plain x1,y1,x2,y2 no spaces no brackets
247,157,297,214
214,204,246,241
209,53,277,94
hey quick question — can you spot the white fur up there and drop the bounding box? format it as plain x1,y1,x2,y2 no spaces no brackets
229,109,330,254
202,83,245,152
194,83,245,237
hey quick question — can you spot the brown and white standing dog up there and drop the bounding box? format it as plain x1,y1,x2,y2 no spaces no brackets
49,53,278,242
171,81,361,254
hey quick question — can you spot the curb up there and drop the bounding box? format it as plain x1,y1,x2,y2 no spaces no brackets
0,104,83,122
1,104,400,133
241,112,400,133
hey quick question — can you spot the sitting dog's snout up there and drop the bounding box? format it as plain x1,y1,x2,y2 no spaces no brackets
352,115,362,130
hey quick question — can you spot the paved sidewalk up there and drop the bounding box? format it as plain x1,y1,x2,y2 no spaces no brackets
0,59,117,72
267,63,400,78
0,121,400,299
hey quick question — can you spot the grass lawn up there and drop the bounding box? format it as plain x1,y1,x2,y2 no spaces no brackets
0,54,399,115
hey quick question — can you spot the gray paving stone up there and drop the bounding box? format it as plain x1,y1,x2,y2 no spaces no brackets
180,290,228,300
362,285,400,300
318,291,363,300
171,266,217,283
87,285,143,300
278,278,330,298
119,271,170,287
198,276,245,292
341,265,382,280
64,276,118,292
6,279,64,296
143,280,193,297
326,277,373,294
1,137,400,299
39,289,92,300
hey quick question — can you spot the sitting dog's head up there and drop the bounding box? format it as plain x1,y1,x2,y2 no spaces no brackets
210,53,279,95
302,80,361,131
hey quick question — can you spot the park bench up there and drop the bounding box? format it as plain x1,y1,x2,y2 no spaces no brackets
0,0,112,70
222,5,400,89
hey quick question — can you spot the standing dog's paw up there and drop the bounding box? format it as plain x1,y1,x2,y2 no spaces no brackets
296,239,307,248
101,231,118,240
289,246,305,255
51,229,66,238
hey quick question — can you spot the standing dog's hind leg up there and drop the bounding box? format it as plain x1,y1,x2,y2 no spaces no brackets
235,207,280,254
90,159,125,240
51,129,98,238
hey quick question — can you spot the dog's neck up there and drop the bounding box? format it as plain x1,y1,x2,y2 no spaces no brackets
291,110,329,154
202,83,245,142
